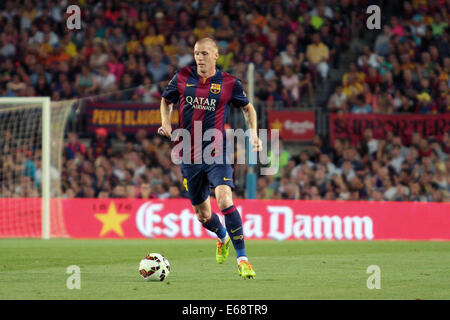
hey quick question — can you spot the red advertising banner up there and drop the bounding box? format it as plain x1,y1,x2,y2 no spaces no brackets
59,199,450,240
330,113,450,145
0,199,68,238
1,199,449,240
86,102,179,134
267,110,315,141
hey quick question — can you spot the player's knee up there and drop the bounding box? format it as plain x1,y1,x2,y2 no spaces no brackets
194,207,210,223
215,186,233,210
196,213,210,224
217,196,233,211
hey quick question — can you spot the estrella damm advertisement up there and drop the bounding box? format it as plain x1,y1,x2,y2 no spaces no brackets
0,199,449,239
87,102,179,134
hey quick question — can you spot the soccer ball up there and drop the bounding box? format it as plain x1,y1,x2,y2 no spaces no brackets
139,253,171,281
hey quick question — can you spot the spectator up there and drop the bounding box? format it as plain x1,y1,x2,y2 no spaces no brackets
65,132,86,160
146,49,168,83
280,66,300,106
138,182,156,199
6,74,26,96
193,16,215,40
168,183,181,199
89,42,108,72
97,65,116,92
177,44,194,69
351,94,372,114
328,85,348,112
125,184,136,198
265,80,285,110
365,66,383,91
76,65,99,95
112,183,126,198
416,92,436,114
90,128,113,159
306,33,330,81
106,53,124,80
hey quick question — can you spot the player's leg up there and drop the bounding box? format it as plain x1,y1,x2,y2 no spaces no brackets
181,165,229,263
192,196,227,241
205,164,247,261
192,196,230,263
215,184,255,279
214,185,246,259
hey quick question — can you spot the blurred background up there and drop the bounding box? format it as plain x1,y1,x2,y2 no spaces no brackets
0,0,448,203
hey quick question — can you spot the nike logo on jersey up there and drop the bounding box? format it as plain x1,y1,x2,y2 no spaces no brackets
186,84,196,87
223,178,232,181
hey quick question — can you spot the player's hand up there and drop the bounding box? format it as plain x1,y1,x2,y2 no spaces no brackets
249,133,262,152
158,124,172,139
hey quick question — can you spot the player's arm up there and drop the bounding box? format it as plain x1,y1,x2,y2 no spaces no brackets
241,102,262,152
230,78,262,152
241,102,257,135
158,72,180,138
158,98,173,138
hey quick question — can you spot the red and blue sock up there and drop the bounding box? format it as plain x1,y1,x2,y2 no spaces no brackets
222,204,246,259
202,212,227,242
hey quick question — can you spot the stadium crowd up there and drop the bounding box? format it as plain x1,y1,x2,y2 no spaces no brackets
262,131,449,202
328,1,449,114
59,126,450,202
0,0,369,106
0,0,449,202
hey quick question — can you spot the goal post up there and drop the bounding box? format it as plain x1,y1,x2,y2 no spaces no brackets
246,63,257,199
42,97,51,239
0,97,73,239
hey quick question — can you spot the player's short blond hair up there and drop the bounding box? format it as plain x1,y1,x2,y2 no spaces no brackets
194,37,218,53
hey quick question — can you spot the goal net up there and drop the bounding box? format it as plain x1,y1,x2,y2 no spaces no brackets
0,97,74,238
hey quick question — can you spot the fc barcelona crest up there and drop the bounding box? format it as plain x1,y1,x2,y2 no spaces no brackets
210,83,221,94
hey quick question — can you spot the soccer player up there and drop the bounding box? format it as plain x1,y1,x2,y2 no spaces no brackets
158,37,262,279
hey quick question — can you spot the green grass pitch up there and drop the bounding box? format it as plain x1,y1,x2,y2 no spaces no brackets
0,239,449,300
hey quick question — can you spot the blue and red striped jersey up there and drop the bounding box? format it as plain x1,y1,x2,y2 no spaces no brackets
162,66,249,164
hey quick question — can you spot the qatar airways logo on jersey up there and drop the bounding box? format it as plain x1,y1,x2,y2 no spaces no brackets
185,96,217,111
